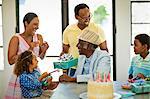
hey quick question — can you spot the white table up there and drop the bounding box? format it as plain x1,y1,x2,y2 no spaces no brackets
50,82,150,99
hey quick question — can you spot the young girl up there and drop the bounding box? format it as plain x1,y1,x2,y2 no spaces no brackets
128,34,150,82
13,50,58,98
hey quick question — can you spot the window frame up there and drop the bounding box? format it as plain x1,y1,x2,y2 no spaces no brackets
0,3,2,47
0,1,4,70
131,1,150,45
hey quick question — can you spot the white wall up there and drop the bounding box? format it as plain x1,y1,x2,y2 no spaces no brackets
116,0,131,81
0,0,131,98
0,0,16,98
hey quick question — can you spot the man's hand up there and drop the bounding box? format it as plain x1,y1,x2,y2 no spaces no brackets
47,82,59,90
59,73,72,82
59,44,70,57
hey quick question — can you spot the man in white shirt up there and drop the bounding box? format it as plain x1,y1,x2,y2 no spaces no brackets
59,29,111,82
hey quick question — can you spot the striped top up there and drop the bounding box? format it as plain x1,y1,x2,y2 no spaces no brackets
129,52,150,77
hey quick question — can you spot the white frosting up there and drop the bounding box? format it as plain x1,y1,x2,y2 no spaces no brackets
88,80,114,99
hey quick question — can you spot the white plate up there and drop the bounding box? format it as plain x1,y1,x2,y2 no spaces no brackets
79,92,122,99
114,93,122,99
79,92,88,99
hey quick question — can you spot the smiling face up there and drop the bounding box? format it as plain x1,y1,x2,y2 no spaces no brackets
77,40,89,55
76,7,91,26
25,17,39,36
76,39,97,57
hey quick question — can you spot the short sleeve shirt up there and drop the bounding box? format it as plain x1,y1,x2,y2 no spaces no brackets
63,22,106,58
128,53,150,77
19,70,42,98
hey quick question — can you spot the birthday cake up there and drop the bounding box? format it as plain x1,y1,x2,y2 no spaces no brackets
88,80,113,99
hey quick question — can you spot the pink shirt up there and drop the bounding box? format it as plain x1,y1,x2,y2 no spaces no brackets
15,33,40,57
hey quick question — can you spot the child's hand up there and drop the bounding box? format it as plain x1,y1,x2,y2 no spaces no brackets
47,77,53,85
121,84,131,90
41,72,49,78
128,74,133,79
128,79,134,83
128,73,145,83
137,73,145,79
39,72,48,81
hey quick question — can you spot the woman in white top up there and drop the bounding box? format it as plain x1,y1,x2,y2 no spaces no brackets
8,12,49,65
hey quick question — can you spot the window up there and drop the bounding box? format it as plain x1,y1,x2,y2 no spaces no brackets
0,0,4,70
131,1,150,57
18,0,62,56
131,1,150,44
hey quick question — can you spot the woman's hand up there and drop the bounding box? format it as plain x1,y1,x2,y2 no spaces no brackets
29,41,40,50
40,41,49,51
12,55,19,63
39,41,49,59
42,41,49,50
